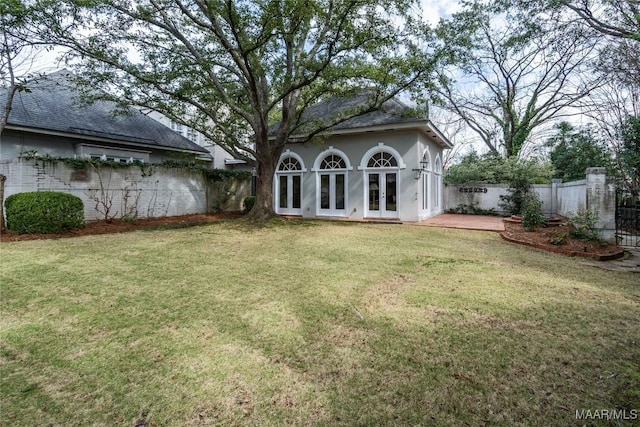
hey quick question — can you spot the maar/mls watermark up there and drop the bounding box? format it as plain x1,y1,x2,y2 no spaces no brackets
575,409,638,421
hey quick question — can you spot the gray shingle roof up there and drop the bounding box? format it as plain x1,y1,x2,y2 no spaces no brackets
269,92,452,148
298,92,422,131
1,71,208,154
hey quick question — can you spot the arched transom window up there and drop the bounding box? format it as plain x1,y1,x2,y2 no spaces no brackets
278,157,302,171
367,151,398,168
320,154,347,169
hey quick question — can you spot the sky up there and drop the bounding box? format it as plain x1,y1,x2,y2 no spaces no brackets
27,0,462,74
420,0,462,25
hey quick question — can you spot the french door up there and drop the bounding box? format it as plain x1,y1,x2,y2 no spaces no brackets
277,174,302,215
366,172,398,218
319,173,346,216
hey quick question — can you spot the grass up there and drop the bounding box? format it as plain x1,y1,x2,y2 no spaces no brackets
1,220,638,426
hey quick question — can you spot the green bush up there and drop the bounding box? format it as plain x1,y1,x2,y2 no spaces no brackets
569,208,601,241
243,196,256,214
499,174,532,216
548,231,568,246
5,191,85,234
521,192,547,231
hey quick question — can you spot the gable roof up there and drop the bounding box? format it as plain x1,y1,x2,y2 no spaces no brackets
273,92,453,149
0,71,209,156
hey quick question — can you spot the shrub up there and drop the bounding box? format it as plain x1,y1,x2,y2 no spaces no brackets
243,196,256,214
499,175,532,216
569,208,601,241
548,231,568,246
447,202,499,216
5,191,85,234
521,192,547,231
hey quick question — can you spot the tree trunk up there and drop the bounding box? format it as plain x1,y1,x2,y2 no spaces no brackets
245,154,280,224
0,174,6,232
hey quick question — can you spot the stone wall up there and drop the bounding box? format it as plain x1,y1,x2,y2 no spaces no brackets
1,158,250,222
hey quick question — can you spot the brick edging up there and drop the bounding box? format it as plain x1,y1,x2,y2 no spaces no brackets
500,232,625,261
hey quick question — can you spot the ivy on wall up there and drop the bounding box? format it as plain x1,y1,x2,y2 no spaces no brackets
19,153,252,182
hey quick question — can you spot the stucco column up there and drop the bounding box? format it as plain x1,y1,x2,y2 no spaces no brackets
586,167,616,242
551,178,562,218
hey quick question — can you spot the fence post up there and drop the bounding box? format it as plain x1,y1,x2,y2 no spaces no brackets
586,167,616,242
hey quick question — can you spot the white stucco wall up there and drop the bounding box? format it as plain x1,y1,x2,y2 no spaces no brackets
444,184,557,216
444,174,604,223
555,180,586,216
444,184,510,215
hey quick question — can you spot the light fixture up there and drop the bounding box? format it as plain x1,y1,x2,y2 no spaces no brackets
412,159,430,180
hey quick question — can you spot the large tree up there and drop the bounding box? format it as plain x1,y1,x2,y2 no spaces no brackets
559,0,640,40
546,121,614,181
433,0,599,158
37,0,435,221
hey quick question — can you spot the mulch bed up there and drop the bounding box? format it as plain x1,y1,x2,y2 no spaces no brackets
0,213,242,242
500,219,625,261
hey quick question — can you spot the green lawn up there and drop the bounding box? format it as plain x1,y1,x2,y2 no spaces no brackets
1,220,638,426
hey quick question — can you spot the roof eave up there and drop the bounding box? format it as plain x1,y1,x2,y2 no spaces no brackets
424,120,454,149
4,124,210,155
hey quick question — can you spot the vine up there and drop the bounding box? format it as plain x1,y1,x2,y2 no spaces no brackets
20,154,252,183
20,152,152,175
158,160,252,182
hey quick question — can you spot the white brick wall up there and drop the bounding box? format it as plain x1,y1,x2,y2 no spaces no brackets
1,159,249,221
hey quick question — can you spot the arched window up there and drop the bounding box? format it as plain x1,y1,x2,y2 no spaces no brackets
433,155,442,210
279,157,302,171
421,150,432,213
367,151,398,168
275,151,305,215
320,154,347,170
314,150,350,217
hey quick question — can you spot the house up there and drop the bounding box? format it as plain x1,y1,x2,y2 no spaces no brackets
273,94,453,221
143,110,246,170
0,71,211,163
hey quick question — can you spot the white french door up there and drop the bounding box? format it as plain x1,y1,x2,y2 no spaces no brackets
366,172,398,218
276,173,302,215
318,173,346,216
